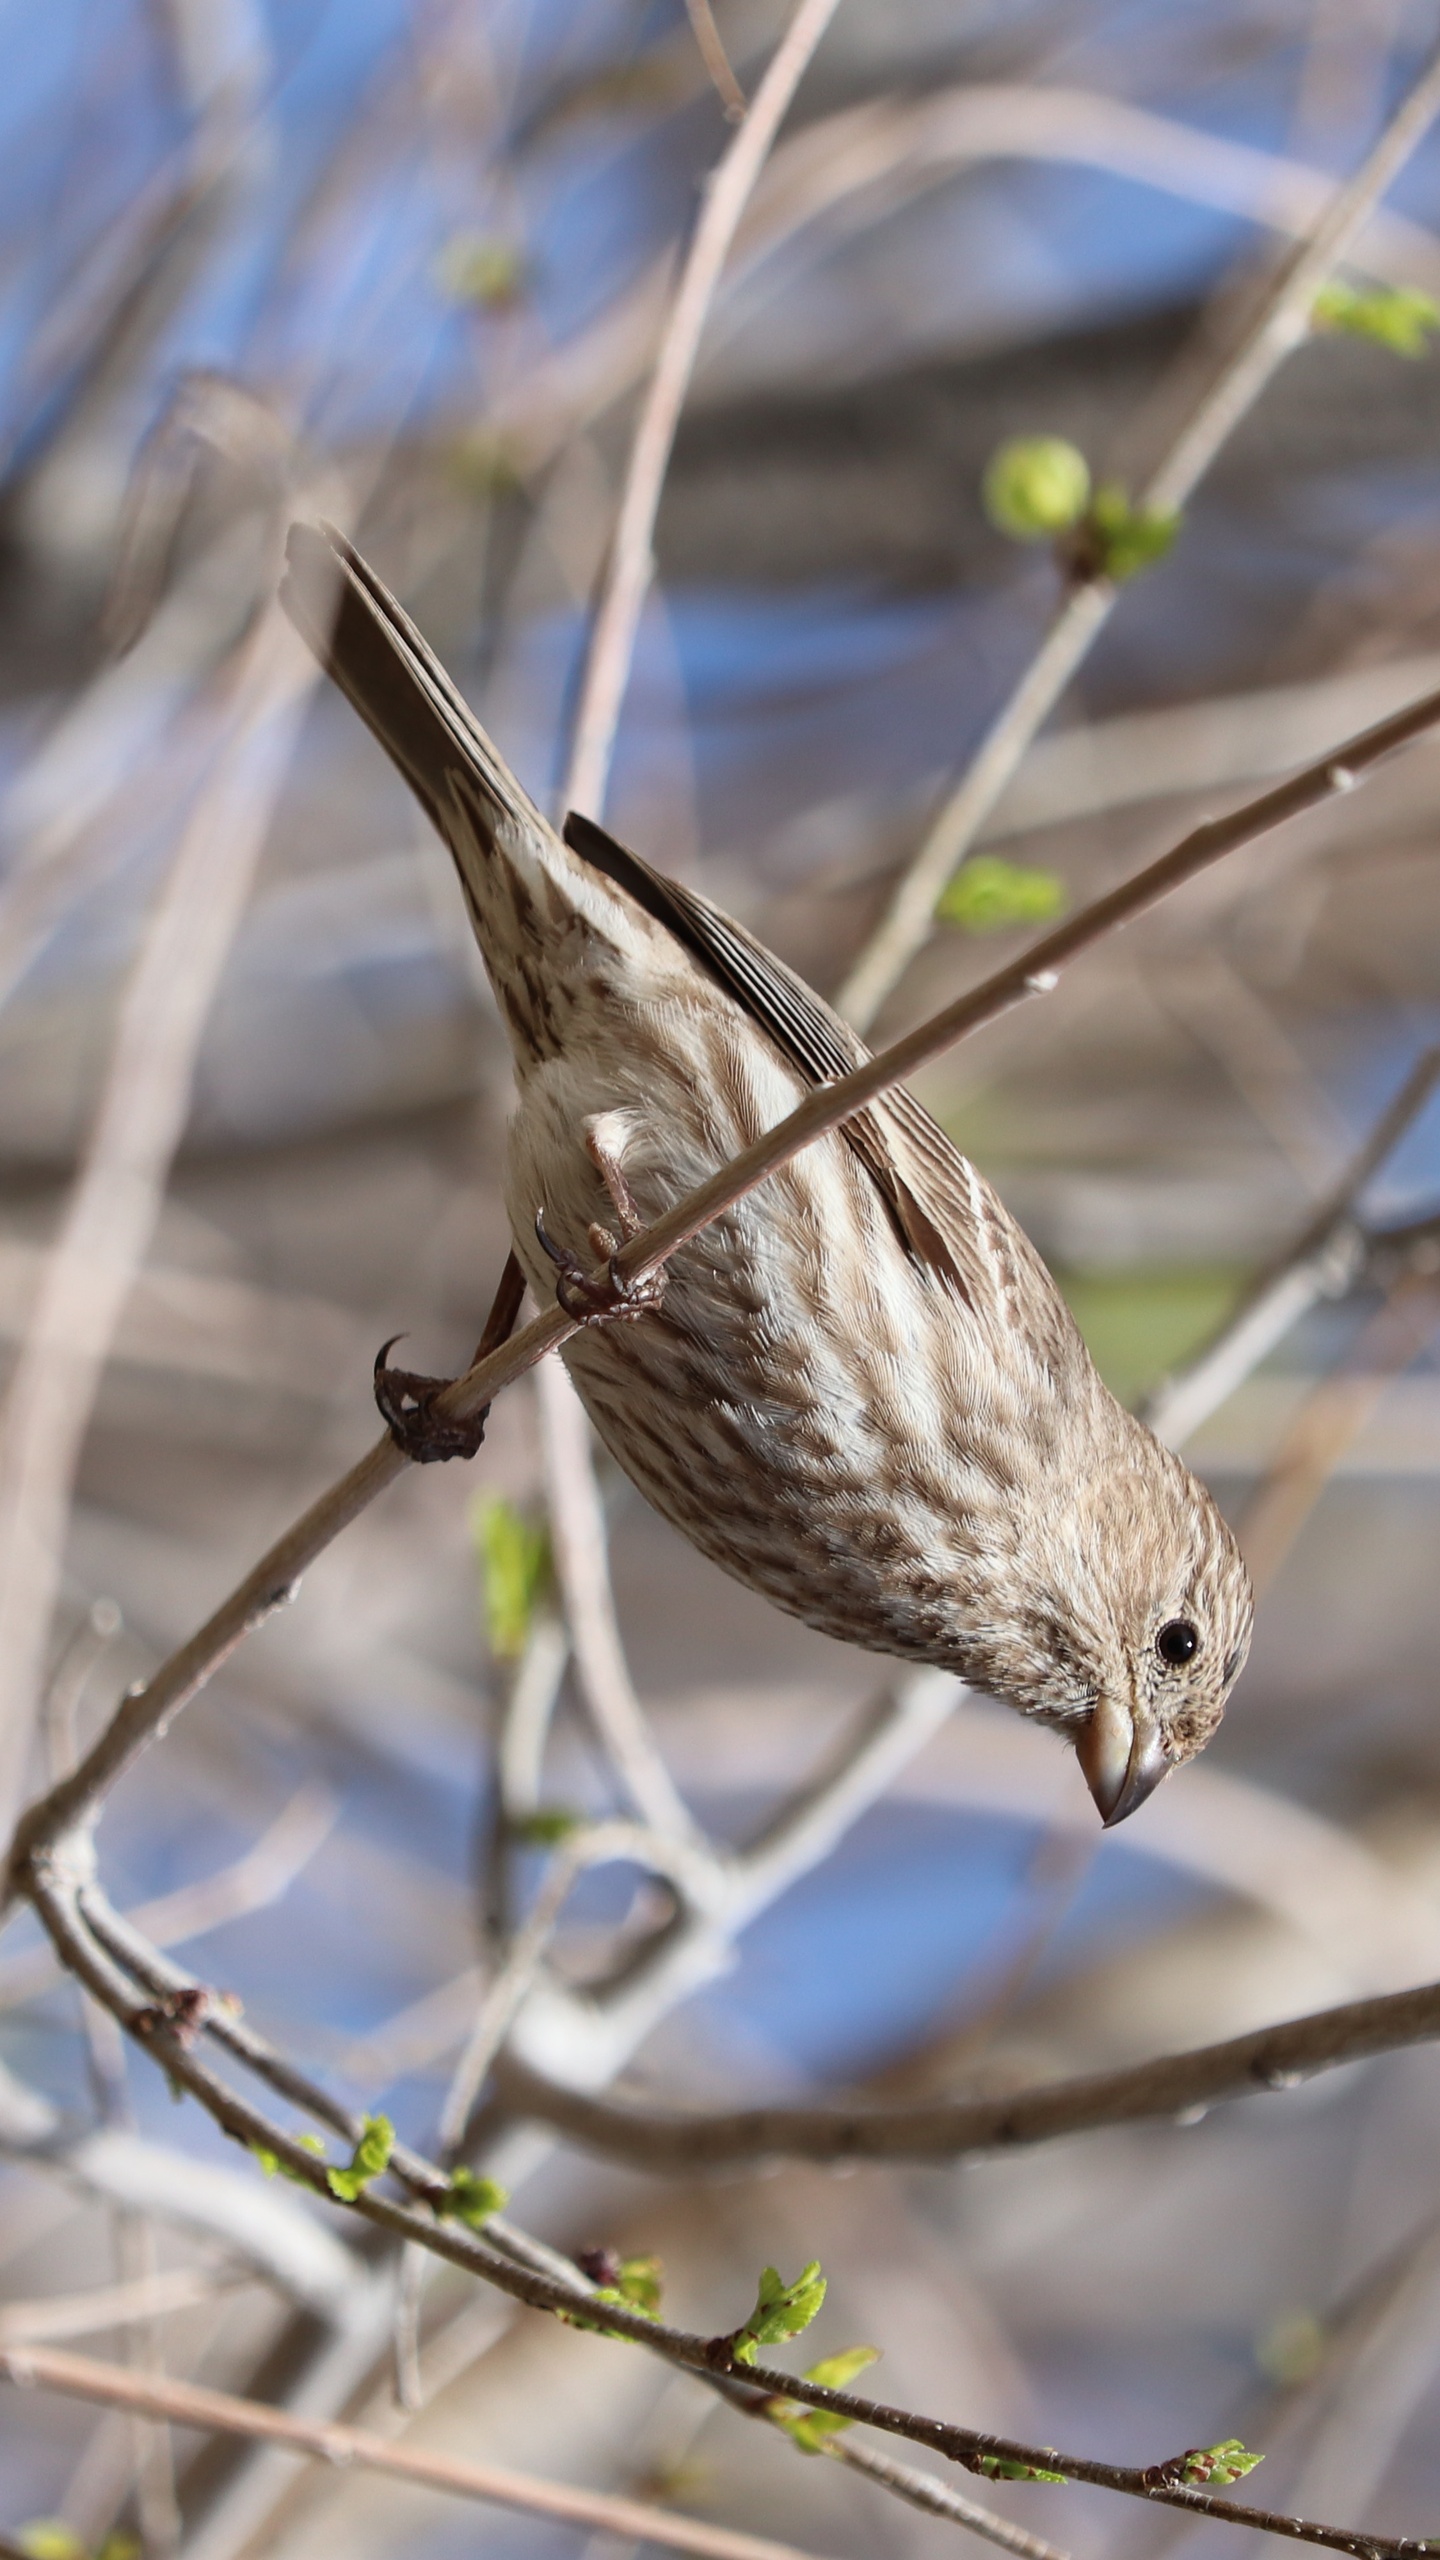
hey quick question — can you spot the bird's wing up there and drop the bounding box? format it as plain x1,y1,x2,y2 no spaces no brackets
563,810,1078,1362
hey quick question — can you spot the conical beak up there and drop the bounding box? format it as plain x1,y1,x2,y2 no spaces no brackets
1075,1694,1172,1827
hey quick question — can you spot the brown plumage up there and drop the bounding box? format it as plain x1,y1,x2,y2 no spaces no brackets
282,522,1253,1825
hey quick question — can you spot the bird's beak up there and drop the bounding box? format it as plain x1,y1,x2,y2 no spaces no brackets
1075,1694,1172,1827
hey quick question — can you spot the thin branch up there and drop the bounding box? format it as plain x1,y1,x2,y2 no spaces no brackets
835,38,1440,1030
1144,1045,1440,1448
492,1967,1440,2172
1238,1273,1440,1589
10,669,1440,1894
0,580,331,1843
564,0,840,816
0,1783,336,2009
0,2342,838,2560
684,0,747,120
22,1871,1437,2560
826,2436,1073,2560
537,1360,708,1845
0,2266,240,2348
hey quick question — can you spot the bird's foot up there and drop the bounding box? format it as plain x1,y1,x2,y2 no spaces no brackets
373,1252,527,1463
534,1207,665,1326
373,1337,491,1462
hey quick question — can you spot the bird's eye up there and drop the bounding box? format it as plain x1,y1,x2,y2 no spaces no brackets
1156,1619,1199,1668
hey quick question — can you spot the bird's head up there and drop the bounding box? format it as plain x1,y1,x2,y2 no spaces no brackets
981,1425,1253,1826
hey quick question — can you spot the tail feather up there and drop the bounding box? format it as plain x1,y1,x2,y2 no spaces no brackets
281,519,552,867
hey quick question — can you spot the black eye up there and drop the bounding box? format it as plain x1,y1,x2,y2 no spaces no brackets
1157,1619,1199,1668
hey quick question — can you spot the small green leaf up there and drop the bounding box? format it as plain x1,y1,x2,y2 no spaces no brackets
327,2114,394,2203
1313,280,1440,356
1167,2439,1265,2488
512,1805,580,1846
97,2537,142,2560
974,2456,1067,2484
440,2168,509,2229
768,2345,880,2454
253,2133,325,2184
472,1496,552,1660
435,234,527,308
983,437,1091,538
731,2260,828,2366
936,856,1067,935
1085,483,1181,582
614,2253,664,2316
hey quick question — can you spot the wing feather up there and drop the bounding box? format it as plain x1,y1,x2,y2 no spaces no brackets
563,810,1078,1366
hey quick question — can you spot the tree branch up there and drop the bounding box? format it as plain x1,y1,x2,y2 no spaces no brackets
564,0,841,817
0,2341,836,2560
1144,1045,1440,1448
492,1970,1440,2171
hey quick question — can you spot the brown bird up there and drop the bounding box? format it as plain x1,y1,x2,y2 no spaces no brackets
282,523,1252,1826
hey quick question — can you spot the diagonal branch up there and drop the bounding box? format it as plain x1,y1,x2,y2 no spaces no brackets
492,1968,1440,2173
0,2341,835,2560
1143,1045,1440,1448
564,0,841,817
9,670,1440,1891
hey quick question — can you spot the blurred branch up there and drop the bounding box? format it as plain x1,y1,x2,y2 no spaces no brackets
0,2060,362,2315
835,39,1440,1030
10,668,1440,1901
0,2342,834,2560
536,1360,706,1844
0,568,336,1842
684,0,747,120
496,86,1440,475
827,2436,1072,2560
492,1966,1440,2172
563,0,841,816
0,1783,337,2009
1144,1045,1440,1447
0,2265,240,2349
1238,1272,1440,1589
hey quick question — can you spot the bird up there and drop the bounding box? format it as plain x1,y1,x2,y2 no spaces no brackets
281,521,1253,1827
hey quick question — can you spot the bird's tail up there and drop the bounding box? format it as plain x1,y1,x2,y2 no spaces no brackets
280,519,561,917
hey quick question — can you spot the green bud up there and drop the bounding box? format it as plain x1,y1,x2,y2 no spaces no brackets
436,235,526,309
936,856,1066,935
983,437,1091,539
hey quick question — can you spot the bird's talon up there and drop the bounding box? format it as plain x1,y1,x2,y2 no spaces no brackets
373,1335,489,1463
535,1206,664,1326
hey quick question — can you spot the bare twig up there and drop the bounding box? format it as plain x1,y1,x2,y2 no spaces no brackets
826,2436,1073,2560
10,671,1440,1896
1145,1046,1440,1448
0,581,330,1842
0,2265,240,2348
1238,1273,1440,1589
0,1783,336,2009
491,1967,1440,2172
684,0,747,119
835,39,1440,1029
564,0,840,816
536,1360,707,1845
0,2342,839,2560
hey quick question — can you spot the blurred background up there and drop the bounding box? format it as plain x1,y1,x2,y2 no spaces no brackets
6,2,1440,2555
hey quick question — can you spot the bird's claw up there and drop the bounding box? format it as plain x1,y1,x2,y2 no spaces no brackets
373,1335,490,1462
534,1208,665,1326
